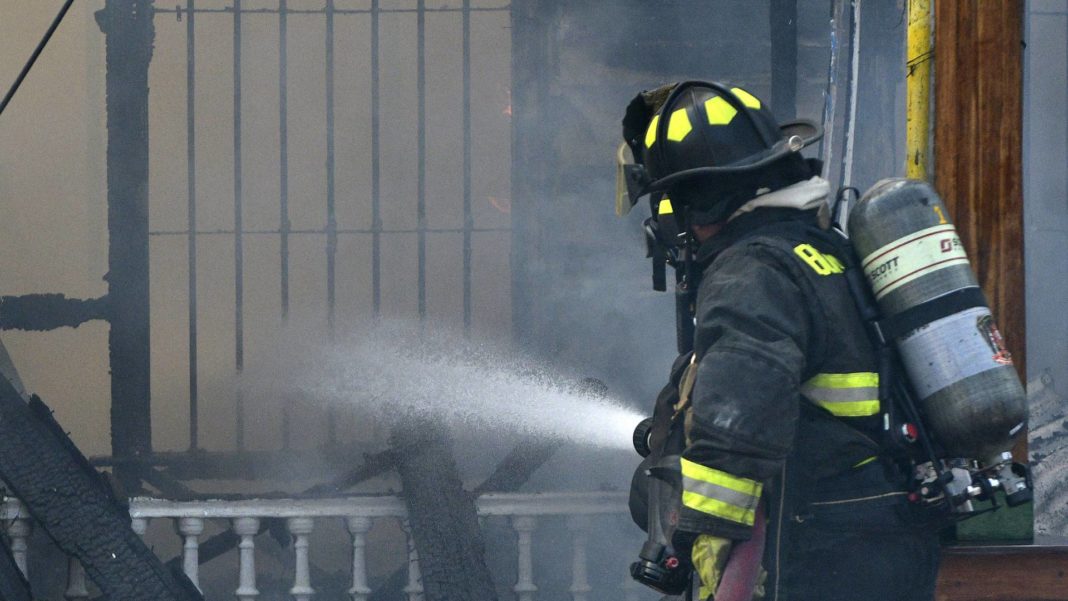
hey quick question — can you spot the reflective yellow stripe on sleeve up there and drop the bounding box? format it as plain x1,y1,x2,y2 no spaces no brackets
680,458,762,526
801,372,880,417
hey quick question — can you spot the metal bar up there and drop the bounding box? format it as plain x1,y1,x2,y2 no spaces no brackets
371,0,381,317
840,0,862,190
151,227,512,236
819,0,849,180
278,0,290,450
326,0,337,333
325,0,338,448
186,0,199,452
462,0,472,333
417,0,426,320
233,0,245,451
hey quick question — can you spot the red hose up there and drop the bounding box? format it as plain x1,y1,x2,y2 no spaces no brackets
714,500,767,601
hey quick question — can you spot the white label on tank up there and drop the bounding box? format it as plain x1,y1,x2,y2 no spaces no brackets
861,225,970,299
897,307,1006,399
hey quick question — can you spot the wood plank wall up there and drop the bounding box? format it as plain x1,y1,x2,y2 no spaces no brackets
931,4,1056,601
933,0,1026,379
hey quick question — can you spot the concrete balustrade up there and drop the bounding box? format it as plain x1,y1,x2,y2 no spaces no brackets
400,519,425,601
64,557,89,601
512,515,538,601
1,492,642,600
178,517,205,590
233,516,260,601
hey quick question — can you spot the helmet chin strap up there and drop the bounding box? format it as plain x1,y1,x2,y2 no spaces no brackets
674,211,699,354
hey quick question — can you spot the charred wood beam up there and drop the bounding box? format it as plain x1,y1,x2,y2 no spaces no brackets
474,439,556,495
139,467,199,500
91,446,390,488
0,294,109,331
472,378,601,494
390,422,498,601
90,446,380,483
97,0,155,488
302,449,397,495
371,438,556,601
0,378,201,600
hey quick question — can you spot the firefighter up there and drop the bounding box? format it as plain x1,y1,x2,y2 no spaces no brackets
619,81,942,600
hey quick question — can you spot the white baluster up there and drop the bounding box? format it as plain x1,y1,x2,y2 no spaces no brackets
512,516,537,601
400,520,424,601
178,517,204,591
347,517,372,601
567,515,592,601
131,517,149,537
234,517,260,601
65,558,89,601
7,511,32,579
288,517,315,601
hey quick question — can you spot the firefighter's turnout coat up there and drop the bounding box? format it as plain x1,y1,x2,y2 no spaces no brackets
679,181,941,600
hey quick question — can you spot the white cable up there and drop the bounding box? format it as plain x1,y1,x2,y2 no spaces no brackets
842,0,862,189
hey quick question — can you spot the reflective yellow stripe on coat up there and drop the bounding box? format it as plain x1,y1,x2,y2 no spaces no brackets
801,372,880,417
680,458,762,526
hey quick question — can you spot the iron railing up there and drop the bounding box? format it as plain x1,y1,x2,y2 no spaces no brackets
148,0,512,454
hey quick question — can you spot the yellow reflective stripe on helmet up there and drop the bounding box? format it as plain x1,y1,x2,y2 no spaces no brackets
680,458,762,526
645,114,660,148
704,96,738,125
667,108,693,142
658,198,674,215
801,372,880,417
730,87,762,109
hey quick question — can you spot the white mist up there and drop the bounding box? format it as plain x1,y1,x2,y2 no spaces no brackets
245,320,646,452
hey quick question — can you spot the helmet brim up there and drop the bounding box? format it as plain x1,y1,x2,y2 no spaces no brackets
643,118,823,194
779,119,823,148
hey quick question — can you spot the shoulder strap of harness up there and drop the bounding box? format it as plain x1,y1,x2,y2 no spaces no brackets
722,217,945,465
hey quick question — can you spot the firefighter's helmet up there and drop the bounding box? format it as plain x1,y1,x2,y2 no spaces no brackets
617,81,823,224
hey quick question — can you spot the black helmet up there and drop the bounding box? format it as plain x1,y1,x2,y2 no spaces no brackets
618,81,823,224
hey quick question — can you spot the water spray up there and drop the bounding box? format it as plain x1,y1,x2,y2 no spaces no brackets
245,321,646,452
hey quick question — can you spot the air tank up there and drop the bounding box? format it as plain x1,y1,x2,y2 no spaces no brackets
848,178,1027,463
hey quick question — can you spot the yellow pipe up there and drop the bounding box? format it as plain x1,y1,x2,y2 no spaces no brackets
906,0,932,180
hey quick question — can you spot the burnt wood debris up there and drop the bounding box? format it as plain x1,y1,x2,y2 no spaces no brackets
390,421,500,601
0,0,563,598
0,376,202,601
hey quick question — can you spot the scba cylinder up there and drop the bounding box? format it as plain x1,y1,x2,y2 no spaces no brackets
848,178,1026,463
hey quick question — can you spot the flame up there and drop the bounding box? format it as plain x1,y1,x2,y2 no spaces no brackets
488,196,511,214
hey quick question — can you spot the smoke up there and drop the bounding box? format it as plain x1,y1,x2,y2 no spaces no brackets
243,319,646,451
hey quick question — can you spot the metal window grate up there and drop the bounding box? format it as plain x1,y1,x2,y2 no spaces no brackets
150,0,512,453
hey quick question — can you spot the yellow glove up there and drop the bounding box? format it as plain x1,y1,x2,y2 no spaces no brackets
691,534,733,600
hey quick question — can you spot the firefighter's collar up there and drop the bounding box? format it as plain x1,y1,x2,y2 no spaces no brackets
727,176,830,222
694,207,822,265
